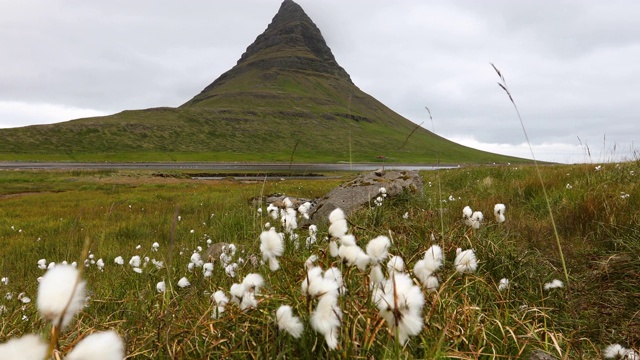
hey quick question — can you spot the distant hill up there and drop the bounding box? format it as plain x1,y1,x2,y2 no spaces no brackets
0,0,527,164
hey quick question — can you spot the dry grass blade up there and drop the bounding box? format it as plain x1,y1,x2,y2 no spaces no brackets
490,62,570,287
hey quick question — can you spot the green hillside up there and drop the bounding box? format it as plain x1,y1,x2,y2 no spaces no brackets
0,0,528,164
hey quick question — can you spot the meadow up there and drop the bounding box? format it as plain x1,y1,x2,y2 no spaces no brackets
0,162,638,359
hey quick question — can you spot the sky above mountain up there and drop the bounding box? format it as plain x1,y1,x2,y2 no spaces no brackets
1,0,638,163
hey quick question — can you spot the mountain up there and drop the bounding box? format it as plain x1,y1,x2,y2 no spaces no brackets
0,0,525,164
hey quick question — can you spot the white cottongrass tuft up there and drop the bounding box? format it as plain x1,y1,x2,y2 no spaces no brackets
203,262,214,277
129,255,141,268
471,211,483,229
302,267,337,299
454,248,477,274
242,273,264,294
190,252,204,267
369,264,384,289
366,235,391,264
65,330,124,360
305,254,318,270
328,208,345,224
498,278,510,291
305,225,318,247
387,255,405,274
281,207,298,234
230,283,246,307
463,206,473,226
114,256,124,265
37,264,86,329
323,267,344,295
260,227,284,271
156,281,166,293
413,245,444,290
240,291,258,310
494,204,506,223
339,234,356,247
177,277,190,288
543,279,564,290
373,272,425,345
603,344,639,359
310,293,342,350
422,245,443,273
298,201,312,220
338,244,370,271
329,240,339,257
212,290,229,318
37,259,47,270
328,219,348,238
424,276,439,292
0,333,48,360
276,305,304,338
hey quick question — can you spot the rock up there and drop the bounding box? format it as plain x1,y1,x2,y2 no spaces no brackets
249,194,316,210
308,170,423,222
205,242,229,263
528,350,558,360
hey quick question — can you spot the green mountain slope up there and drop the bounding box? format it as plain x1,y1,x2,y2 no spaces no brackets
0,0,527,164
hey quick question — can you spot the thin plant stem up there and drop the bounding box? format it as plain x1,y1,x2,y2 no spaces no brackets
46,236,91,359
491,63,569,286
426,106,446,243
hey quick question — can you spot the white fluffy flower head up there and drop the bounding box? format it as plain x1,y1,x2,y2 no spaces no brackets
276,305,304,338
366,235,391,264
0,334,48,360
66,330,124,360
37,264,86,329
454,249,477,274
494,203,506,223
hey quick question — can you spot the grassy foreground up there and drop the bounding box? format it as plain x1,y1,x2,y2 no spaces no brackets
0,162,638,358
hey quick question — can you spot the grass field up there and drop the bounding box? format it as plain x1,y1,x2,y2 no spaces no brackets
0,162,638,358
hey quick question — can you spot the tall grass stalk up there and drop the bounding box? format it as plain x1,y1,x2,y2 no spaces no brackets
425,106,446,241
491,63,570,287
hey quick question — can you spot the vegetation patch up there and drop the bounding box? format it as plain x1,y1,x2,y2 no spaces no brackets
0,161,638,358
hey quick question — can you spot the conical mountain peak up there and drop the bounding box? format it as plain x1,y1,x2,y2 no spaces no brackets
238,0,349,78
184,0,351,106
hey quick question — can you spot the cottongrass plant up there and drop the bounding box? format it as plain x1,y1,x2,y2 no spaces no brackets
454,248,478,274
543,279,564,290
604,344,639,359
366,235,391,288
0,257,125,359
65,330,124,360
372,271,425,345
276,305,304,338
494,203,506,223
310,290,342,349
211,290,229,318
260,227,285,271
0,334,48,360
413,244,444,292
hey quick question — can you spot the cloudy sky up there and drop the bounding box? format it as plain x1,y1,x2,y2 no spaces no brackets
1,0,638,163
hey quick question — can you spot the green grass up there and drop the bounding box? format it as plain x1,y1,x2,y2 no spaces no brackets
1,162,638,358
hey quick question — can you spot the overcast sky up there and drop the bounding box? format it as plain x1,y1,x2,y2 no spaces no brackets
1,0,638,163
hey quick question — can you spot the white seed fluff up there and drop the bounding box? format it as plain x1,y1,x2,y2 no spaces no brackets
37,264,86,329
66,330,124,360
